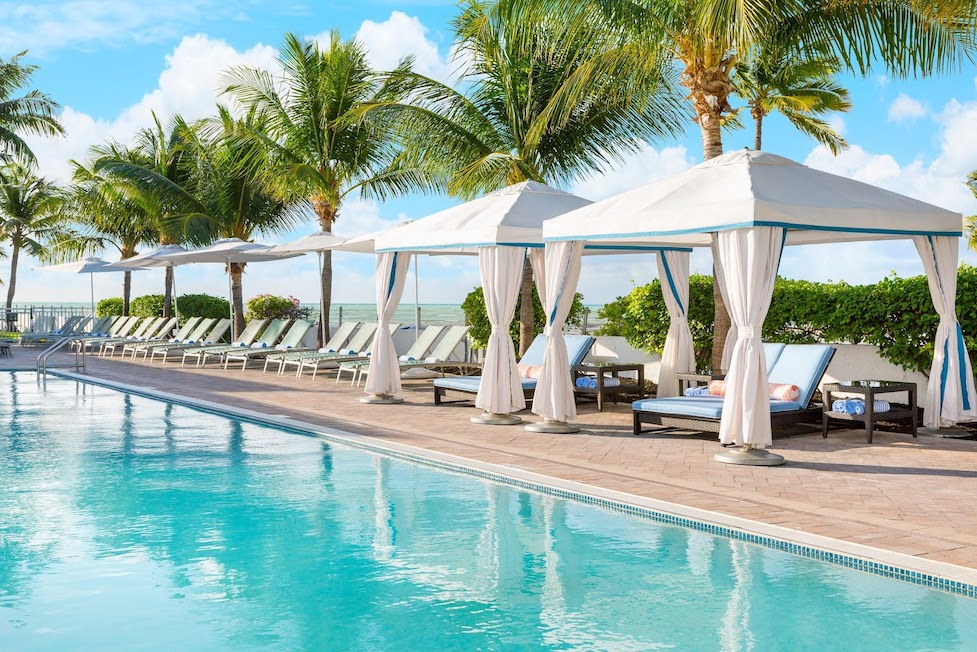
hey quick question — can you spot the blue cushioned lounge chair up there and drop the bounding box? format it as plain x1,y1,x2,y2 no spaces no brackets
433,334,595,406
632,343,835,435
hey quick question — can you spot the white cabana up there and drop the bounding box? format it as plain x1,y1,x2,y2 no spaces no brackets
543,149,969,464
362,251,412,403
112,244,188,321
374,181,594,424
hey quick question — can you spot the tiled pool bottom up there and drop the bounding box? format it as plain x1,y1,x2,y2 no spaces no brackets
2,372,976,650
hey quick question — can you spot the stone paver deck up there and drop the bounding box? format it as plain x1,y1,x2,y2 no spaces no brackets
10,346,977,582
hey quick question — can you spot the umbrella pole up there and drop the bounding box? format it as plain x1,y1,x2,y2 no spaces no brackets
171,265,180,323
414,255,420,342
90,273,95,323
227,257,234,339
318,251,326,347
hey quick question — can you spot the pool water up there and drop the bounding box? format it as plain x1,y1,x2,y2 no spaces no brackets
0,372,974,651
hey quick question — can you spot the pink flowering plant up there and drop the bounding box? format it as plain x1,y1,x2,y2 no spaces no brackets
245,294,313,322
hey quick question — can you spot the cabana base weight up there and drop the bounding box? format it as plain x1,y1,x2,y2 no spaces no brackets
525,419,580,434
471,412,522,426
714,445,785,467
361,393,404,404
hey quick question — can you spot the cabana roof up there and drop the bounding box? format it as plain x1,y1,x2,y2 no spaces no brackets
543,149,964,247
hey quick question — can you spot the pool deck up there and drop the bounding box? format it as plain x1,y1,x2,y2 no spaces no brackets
12,348,977,585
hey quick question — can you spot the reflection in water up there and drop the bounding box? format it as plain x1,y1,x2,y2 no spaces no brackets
0,374,974,651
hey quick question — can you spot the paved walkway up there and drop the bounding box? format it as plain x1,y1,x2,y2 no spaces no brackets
11,347,977,581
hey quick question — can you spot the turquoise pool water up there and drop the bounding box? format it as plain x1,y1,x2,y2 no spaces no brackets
0,372,975,651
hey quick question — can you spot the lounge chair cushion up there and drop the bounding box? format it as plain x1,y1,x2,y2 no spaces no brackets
436,376,537,392
763,343,786,373
766,344,834,409
632,396,802,419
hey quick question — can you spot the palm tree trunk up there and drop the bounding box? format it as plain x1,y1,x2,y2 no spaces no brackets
313,198,337,345
754,113,763,150
122,271,132,315
163,265,174,318
699,110,731,373
5,237,20,311
230,262,246,337
518,258,534,356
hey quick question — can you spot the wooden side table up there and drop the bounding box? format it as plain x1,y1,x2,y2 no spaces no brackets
572,363,645,411
822,380,918,443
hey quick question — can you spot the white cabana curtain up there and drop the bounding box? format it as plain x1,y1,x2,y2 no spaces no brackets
475,246,527,415
531,241,585,422
656,250,696,398
913,236,977,427
711,234,736,374
365,251,412,396
716,227,786,447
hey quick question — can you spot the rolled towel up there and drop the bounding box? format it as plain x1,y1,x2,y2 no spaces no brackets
424,356,441,364
518,364,543,379
845,399,865,415
769,383,800,401
603,377,621,388
340,348,356,355
831,399,848,413
399,355,416,363
685,386,710,397
250,342,268,349
232,341,246,347
873,399,891,413
274,343,292,350
707,380,727,397
575,376,590,388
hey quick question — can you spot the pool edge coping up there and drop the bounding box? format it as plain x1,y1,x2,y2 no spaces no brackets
48,370,977,598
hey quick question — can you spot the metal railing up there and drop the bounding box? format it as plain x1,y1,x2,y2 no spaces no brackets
36,336,87,377
2,306,91,334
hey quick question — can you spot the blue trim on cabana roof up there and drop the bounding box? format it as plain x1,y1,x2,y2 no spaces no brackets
544,220,963,243
376,242,694,253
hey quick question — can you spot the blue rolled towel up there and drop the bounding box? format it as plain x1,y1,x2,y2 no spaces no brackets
845,399,865,415
575,376,589,388
685,386,709,396
831,399,848,413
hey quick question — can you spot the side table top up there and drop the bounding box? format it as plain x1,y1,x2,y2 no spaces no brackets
826,380,916,391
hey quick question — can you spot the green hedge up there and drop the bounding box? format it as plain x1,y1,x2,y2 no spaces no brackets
461,285,586,350
245,294,313,322
96,297,124,317
176,294,230,320
597,265,977,375
130,294,165,317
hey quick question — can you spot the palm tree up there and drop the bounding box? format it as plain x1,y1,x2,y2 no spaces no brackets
222,31,427,338
0,163,63,309
362,0,686,353
527,0,977,368
111,108,305,335
0,51,64,164
61,146,158,314
733,45,851,152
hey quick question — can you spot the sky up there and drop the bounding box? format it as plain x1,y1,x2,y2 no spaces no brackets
6,0,977,308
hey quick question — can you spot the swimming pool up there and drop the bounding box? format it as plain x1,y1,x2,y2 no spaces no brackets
1,372,974,651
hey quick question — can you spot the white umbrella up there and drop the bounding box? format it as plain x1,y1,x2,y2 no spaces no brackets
39,257,144,322
270,231,350,347
159,238,299,338
112,244,188,321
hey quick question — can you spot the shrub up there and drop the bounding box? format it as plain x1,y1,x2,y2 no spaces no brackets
245,294,313,322
177,294,230,320
461,285,586,350
130,294,165,318
596,265,977,375
96,297,124,317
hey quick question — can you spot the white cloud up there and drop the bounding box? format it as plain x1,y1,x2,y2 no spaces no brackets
352,11,455,83
571,144,695,201
0,1,230,55
887,92,927,123
826,115,846,136
25,34,277,182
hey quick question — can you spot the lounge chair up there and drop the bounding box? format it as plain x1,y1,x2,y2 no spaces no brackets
75,316,143,351
98,317,177,356
222,319,314,370
147,319,232,364
264,321,360,375
296,323,387,380
182,319,284,368
337,324,446,386
433,334,595,406
631,343,836,435
122,317,202,360
18,315,87,346
395,325,476,376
